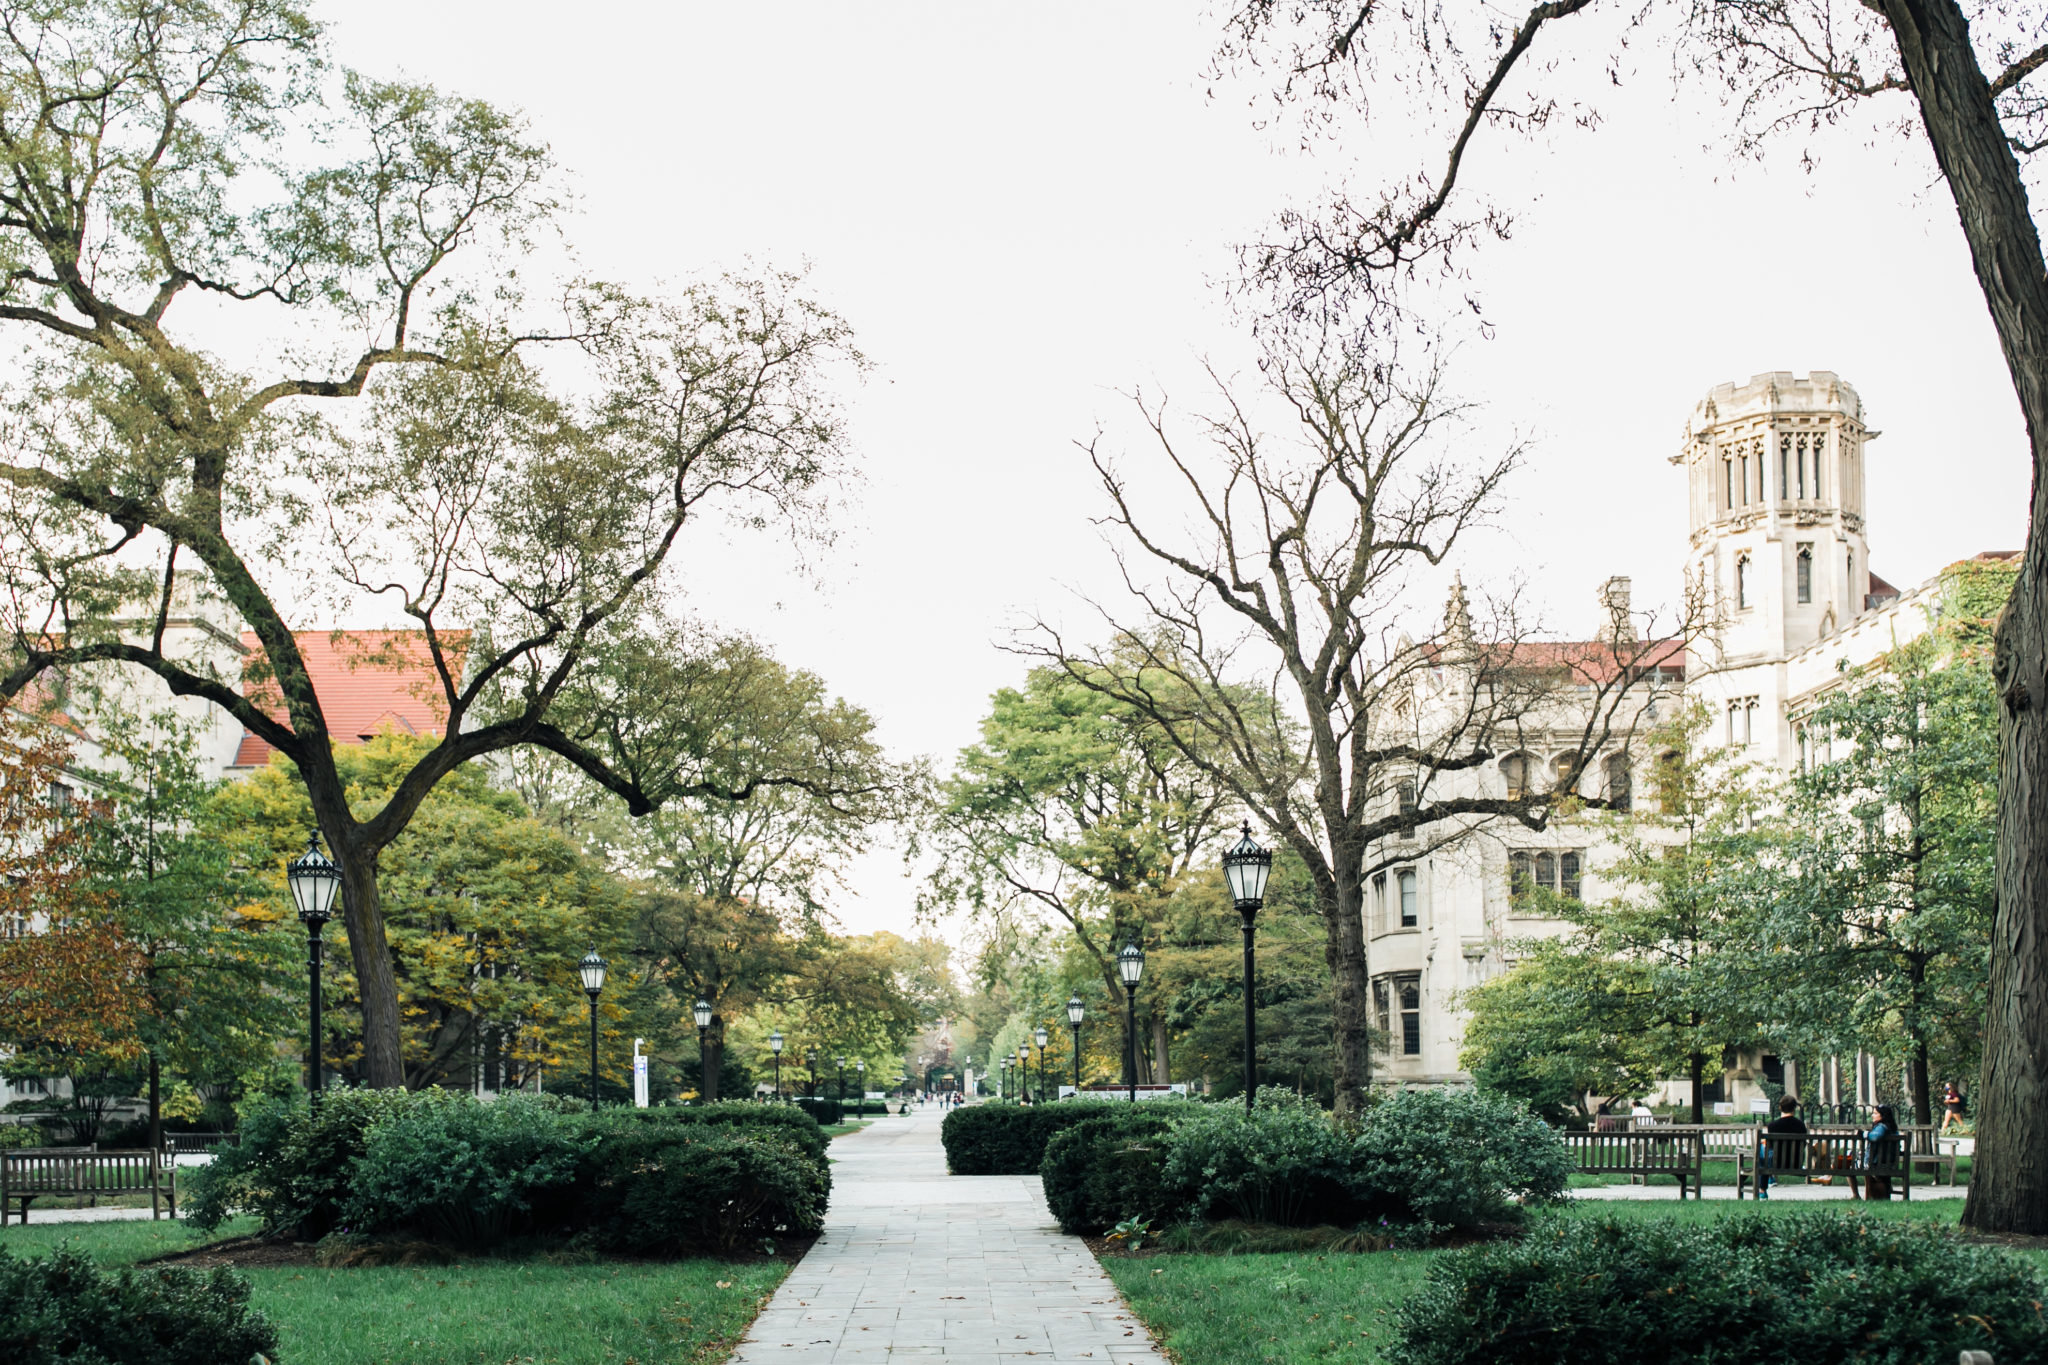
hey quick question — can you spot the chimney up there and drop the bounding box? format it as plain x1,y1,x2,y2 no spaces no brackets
1597,576,1636,644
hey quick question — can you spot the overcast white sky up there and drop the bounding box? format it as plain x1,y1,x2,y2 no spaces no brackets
315,3,2029,937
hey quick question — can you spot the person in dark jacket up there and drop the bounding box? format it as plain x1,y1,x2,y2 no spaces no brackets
1759,1094,1808,1198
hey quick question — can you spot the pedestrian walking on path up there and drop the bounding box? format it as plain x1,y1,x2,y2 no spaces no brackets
732,1104,1164,1364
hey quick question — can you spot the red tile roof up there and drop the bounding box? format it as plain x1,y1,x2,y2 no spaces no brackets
230,630,468,768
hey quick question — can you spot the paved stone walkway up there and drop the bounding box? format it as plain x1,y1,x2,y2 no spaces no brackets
733,1106,1165,1365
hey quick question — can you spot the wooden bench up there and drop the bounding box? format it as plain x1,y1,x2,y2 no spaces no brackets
162,1131,238,1157
1561,1129,1704,1199
1735,1130,1913,1200
1,1148,176,1224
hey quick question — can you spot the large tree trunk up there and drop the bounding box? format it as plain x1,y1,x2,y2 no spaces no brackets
330,833,407,1090
1151,1014,1172,1087
147,1052,161,1153
1689,1051,1706,1125
1325,856,1373,1119
1877,0,2048,1236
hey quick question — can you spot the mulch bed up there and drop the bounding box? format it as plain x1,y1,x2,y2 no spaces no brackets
141,1235,320,1268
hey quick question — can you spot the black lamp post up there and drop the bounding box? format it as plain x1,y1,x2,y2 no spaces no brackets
693,999,714,1103
1000,1055,1010,1100
835,1055,847,1115
1013,1045,1025,1103
1033,1026,1048,1104
1118,941,1145,1103
855,1059,866,1118
770,1030,785,1103
286,835,343,1105
579,950,607,1106
1222,823,1275,1111
1066,996,1085,1095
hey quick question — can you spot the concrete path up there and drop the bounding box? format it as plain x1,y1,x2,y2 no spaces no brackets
733,1106,1165,1365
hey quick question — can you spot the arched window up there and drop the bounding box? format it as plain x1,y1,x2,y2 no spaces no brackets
1796,544,1813,604
1736,555,1751,610
1535,851,1557,891
1501,752,1532,801
1560,852,1582,900
1738,452,1750,506
1604,753,1633,813
1723,456,1734,511
1397,870,1418,928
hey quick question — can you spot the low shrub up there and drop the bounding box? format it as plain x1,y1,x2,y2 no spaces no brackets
941,1101,1116,1174
0,1122,44,1150
1159,1092,1358,1226
343,1091,592,1245
1390,1210,2048,1365
791,1096,843,1127
1040,1109,1177,1234
638,1101,829,1162
183,1087,427,1237
580,1124,829,1255
1351,1088,1569,1228
0,1243,279,1365
186,1089,832,1257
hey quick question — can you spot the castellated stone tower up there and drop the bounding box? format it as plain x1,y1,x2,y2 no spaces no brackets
1674,371,1875,760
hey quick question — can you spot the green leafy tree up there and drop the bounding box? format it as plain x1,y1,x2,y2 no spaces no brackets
208,732,637,1091
918,662,1234,1087
0,3,865,1087
79,711,297,1146
1761,627,1998,1125
1460,706,1766,1122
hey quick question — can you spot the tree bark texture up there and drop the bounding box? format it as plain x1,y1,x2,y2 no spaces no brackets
1323,852,1374,1119
1690,1051,1706,1126
1877,0,2048,1235
331,832,406,1090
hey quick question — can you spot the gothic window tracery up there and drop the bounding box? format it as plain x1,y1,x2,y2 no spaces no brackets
1736,554,1751,609
1797,543,1814,604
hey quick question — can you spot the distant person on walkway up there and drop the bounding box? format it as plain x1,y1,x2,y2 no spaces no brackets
1759,1095,1808,1199
1851,1103,1901,1201
1941,1082,1965,1133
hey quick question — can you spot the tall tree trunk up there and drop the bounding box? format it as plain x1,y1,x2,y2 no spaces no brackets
1912,1037,1933,1129
1690,1050,1706,1125
1877,0,2048,1236
1151,1014,1171,1087
1324,854,1373,1119
331,834,406,1089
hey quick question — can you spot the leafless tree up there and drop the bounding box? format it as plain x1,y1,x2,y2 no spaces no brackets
1222,0,2048,1237
1028,333,1692,1115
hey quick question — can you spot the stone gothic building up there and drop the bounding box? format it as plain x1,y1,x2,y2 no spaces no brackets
1365,370,2008,1111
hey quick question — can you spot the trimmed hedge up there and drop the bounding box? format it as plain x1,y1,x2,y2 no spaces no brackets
941,1101,1117,1174
0,1244,278,1365
582,1124,828,1255
1162,1094,1362,1227
1391,1210,2048,1365
186,1091,830,1255
1351,1087,1570,1228
792,1096,843,1127
1040,1109,1176,1234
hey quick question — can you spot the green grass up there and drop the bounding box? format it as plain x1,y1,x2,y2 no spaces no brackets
819,1120,873,1138
1102,1200,2044,1365
0,1216,790,1365
1106,1247,1431,1364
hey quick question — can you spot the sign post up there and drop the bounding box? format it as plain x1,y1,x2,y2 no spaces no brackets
632,1038,649,1109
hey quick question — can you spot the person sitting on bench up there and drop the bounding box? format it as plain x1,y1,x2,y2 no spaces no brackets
1759,1094,1807,1199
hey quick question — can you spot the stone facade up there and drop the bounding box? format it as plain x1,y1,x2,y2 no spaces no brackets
1365,371,1984,1110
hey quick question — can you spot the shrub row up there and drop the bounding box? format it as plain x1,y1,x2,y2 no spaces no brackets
1029,1089,1570,1234
1390,1210,2048,1365
940,1101,1113,1174
0,1244,278,1365
186,1091,830,1255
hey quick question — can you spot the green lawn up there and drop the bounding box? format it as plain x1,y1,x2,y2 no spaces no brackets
0,1216,789,1365
1101,1199,2044,1365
